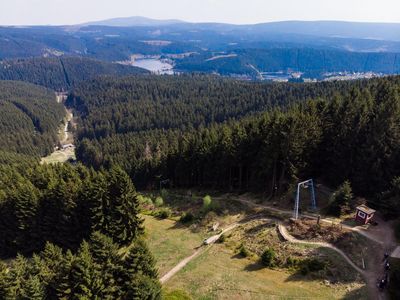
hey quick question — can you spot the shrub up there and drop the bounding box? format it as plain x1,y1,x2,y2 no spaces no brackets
328,181,353,217
238,244,250,257
300,258,327,275
180,212,195,224
155,196,164,207
203,195,212,211
156,207,171,219
261,248,276,267
160,189,169,201
164,289,192,300
285,256,299,268
218,234,226,243
137,194,153,206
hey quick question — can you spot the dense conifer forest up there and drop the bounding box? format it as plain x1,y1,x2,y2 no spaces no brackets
0,57,148,90
1,71,400,298
0,81,65,157
0,163,160,298
68,75,400,217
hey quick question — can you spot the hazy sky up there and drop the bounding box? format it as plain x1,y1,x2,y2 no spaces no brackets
1,0,400,25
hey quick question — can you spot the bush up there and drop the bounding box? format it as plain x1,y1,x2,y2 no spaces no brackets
137,194,153,206
261,248,276,267
286,256,299,268
218,234,226,243
155,196,164,207
238,244,250,257
300,258,327,275
160,189,169,201
328,181,353,217
180,212,195,224
203,195,212,211
155,207,171,219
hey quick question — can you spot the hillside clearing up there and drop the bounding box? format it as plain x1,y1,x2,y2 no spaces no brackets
144,215,207,276
165,243,367,300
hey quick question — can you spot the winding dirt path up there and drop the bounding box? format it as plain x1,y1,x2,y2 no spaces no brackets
219,195,391,299
223,196,383,244
277,223,384,300
277,224,365,274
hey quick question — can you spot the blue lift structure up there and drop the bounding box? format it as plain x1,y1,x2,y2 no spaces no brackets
293,179,316,220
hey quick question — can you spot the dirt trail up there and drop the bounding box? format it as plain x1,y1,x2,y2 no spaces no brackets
277,223,384,300
221,195,393,300
278,224,365,274
160,223,239,283
225,196,383,244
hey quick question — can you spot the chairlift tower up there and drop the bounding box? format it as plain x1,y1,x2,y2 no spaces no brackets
293,179,316,220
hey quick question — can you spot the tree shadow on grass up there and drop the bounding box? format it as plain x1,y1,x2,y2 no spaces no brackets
243,261,265,272
342,285,369,300
231,253,244,259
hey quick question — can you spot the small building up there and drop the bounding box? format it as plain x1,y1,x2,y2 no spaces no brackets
355,205,376,225
62,144,74,150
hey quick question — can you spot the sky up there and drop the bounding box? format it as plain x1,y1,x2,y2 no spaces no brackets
1,0,400,25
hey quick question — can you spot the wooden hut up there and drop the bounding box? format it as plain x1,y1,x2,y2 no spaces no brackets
355,205,375,225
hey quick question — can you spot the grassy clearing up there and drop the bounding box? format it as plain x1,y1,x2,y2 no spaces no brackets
41,147,75,164
143,192,368,299
143,215,207,276
165,243,367,300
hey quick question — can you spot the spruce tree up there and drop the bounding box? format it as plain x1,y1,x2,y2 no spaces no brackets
106,167,143,245
68,241,105,299
13,180,39,253
21,275,44,300
89,232,121,299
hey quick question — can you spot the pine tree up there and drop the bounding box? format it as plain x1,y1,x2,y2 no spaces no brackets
0,261,8,299
89,232,121,299
123,239,158,279
328,181,353,216
21,275,44,300
106,167,143,245
117,239,160,299
13,180,39,253
68,241,105,299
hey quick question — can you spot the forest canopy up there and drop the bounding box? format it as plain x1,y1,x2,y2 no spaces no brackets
68,75,400,218
0,80,65,157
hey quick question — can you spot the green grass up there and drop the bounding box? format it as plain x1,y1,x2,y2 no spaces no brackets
143,215,207,276
144,215,367,299
165,244,367,300
41,147,75,164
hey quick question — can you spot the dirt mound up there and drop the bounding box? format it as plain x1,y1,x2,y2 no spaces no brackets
289,218,347,243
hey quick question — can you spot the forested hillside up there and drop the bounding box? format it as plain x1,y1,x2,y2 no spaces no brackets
0,163,160,298
0,79,161,298
67,75,369,139
68,75,400,218
0,57,148,90
0,81,65,157
175,48,400,77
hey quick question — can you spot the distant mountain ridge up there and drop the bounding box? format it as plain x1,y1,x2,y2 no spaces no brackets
82,16,185,27
1,18,400,79
79,18,400,42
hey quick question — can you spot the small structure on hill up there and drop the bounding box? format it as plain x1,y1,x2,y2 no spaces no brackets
62,144,74,150
355,204,375,225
